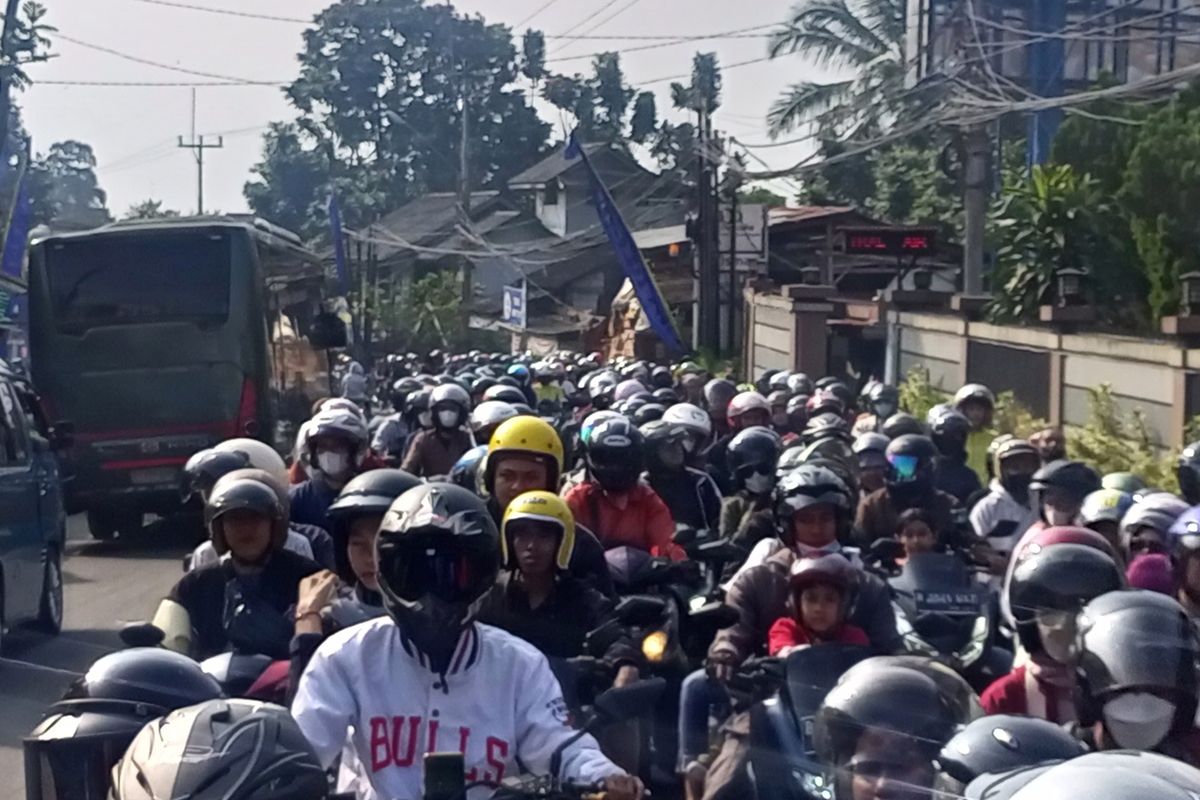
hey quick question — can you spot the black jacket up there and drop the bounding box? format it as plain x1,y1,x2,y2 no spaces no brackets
645,467,723,531
933,456,984,506
476,571,637,666
167,549,321,660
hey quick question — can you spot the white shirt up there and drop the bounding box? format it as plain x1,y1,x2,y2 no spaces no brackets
293,618,621,800
969,481,1040,557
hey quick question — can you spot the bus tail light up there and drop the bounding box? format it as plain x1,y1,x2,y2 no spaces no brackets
236,377,259,437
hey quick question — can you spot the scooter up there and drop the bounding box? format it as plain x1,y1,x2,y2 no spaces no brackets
866,540,1012,692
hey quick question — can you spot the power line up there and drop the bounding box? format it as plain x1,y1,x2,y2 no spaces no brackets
515,0,565,28
35,79,285,87
128,0,310,23
547,0,622,54
55,33,288,85
642,54,775,86
545,25,776,64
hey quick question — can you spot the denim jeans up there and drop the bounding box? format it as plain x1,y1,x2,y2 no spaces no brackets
677,668,730,768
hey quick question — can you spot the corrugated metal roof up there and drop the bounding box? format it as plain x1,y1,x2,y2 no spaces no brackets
768,205,858,225
508,142,610,186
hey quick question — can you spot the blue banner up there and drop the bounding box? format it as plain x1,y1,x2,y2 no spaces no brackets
1,179,29,281
328,192,350,295
564,133,687,355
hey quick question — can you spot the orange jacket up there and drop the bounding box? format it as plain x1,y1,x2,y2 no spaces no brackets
563,481,687,561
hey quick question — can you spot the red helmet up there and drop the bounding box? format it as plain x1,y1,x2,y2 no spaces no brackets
727,391,770,427
1014,525,1118,566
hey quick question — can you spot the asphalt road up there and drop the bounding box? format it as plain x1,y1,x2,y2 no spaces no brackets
0,513,197,798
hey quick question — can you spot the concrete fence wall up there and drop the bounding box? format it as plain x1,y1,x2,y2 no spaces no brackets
887,310,1200,449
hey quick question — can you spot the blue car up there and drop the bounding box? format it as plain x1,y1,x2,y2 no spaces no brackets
0,361,67,649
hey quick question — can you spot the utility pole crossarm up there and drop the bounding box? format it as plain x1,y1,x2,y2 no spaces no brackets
177,134,224,215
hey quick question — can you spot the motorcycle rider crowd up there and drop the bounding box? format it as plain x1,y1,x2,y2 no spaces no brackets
26,348,1200,800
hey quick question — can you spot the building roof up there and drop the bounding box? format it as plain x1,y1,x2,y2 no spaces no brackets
768,206,859,226
364,191,504,260
508,142,610,186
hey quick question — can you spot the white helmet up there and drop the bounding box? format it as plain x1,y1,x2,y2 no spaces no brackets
213,438,289,488
662,402,713,439
304,409,369,464
320,397,365,420
470,400,518,434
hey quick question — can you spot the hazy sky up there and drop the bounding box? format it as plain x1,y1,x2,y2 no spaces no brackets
21,0,821,218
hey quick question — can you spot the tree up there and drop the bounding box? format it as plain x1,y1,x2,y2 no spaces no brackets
250,0,550,238
738,186,786,206
520,29,546,86
670,52,721,115
244,122,335,239
987,164,1116,323
767,0,906,136
124,199,179,220
629,91,657,145
27,140,110,227
542,52,639,146
1117,96,1200,324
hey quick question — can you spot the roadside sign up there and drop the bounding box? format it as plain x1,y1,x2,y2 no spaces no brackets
502,282,527,329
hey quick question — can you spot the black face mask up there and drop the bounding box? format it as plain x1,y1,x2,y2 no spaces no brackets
1001,473,1032,504
888,477,932,508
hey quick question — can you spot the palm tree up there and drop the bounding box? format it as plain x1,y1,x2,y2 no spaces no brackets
767,0,906,136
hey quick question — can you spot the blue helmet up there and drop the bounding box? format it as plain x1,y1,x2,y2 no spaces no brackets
449,445,488,492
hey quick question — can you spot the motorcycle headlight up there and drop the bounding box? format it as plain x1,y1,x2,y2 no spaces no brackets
956,614,990,666
642,630,669,663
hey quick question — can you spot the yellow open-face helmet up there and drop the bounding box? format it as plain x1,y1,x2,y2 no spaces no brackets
484,416,565,493
501,490,575,570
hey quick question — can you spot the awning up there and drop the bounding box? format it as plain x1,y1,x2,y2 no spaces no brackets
632,225,688,251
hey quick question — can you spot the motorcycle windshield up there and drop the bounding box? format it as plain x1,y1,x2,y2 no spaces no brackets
891,552,976,596
784,644,873,719
605,546,654,592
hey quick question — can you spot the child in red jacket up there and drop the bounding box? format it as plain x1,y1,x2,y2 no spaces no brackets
768,553,870,655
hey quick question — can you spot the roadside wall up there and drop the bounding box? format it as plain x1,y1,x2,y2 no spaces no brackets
887,310,1200,449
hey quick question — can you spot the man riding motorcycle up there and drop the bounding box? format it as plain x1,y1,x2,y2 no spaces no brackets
291,483,644,800
641,419,722,532
477,491,641,706
154,473,321,659
855,434,959,547
290,408,372,530
699,466,899,800
563,416,686,561
401,382,474,477
484,416,614,595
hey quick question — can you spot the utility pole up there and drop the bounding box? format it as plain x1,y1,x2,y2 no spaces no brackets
696,102,721,354
177,91,223,215
727,186,738,354
961,124,990,296
0,0,21,154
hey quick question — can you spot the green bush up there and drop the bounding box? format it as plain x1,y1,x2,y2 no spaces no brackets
897,365,948,422
992,391,1048,439
1067,384,1178,492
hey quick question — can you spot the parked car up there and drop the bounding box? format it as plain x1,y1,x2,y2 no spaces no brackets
0,360,68,649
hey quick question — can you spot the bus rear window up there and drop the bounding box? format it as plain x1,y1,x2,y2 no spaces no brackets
45,232,232,330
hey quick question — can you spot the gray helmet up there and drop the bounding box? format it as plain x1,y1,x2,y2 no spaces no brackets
965,751,1200,800
110,699,327,800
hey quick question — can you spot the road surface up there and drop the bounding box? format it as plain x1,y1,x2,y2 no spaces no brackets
0,513,195,797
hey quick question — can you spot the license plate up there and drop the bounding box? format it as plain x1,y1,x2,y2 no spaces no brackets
913,590,979,616
130,467,177,486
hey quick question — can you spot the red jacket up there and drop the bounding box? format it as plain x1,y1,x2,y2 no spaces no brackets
981,665,1075,723
767,616,869,655
563,481,687,561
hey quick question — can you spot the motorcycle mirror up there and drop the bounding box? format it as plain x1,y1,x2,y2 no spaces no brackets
614,595,668,627
868,537,905,563
593,677,667,724
120,622,165,649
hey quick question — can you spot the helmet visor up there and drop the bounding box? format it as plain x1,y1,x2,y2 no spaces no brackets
379,536,488,605
887,453,920,482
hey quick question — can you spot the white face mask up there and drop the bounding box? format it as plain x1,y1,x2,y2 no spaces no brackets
437,410,459,428
1104,692,1176,750
745,473,774,494
418,411,433,428
317,451,350,479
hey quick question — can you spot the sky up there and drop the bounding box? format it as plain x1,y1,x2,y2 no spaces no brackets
20,0,823,218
